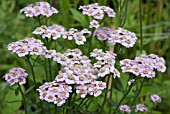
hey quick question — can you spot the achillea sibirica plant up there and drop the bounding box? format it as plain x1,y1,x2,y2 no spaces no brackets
3,1,166,114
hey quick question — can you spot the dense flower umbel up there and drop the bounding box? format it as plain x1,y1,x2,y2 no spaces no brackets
119,105,131,113
37,81,72,106
76,80,106,98
79,3,116,20
94,27,137,48
55,49,98,85
3,67,28,85
90,49,120,78
7,37,47,57
120,54,166,78
33,24,66,40
150,94,162,104
20,2,58,17
134,104,148,112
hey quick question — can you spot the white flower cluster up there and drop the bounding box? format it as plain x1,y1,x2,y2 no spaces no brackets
63,28,91,45
37,81,72,106
150,94,162,104
90,49,120,78
94,27,137,48
3,67,28,85
120,54,166,78
79,3,116,19
76,81,106,98
33,24,66,40
7,37,47,57
119,104,148,113
20,2,58,17
33,25,91,45
55,48,98,85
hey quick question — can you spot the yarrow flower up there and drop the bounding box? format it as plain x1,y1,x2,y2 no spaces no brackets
94,27,137,48
63,28,91,45
37,81,72,106
79,3,116,20
120,54,166,78
3,67,28,85
76,80,106,98
89,20,100,28
134,104,148,112
90,49,120,78
55,49,98,85
119,105,131,113
7,37,47,57
20,2,58,17
150,94,162,104
33,24,66,40
128,79,135,85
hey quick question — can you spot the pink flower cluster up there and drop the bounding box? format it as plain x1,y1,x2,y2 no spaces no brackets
63,28,91,45
94,27,137,48
120,54,166,78
119,105,131,113
119,104,148,113
20,2,58,17
79,3,116,19
37,81,72,106
3,67,28,85
33,25,91,45
55,48,98,84
7,37,47,57
76,81,106,98
90,49,120,78
33,24,66,40
150,94,161,104
134,104,148,112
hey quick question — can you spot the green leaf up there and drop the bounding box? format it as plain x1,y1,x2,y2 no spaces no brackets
106,98,118,107
15,87,19,96
70,8,88,27
25,85,35,95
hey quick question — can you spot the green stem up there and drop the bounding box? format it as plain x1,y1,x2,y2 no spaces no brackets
101,76,110,111
27,57,36,86
45,58,49,81
18,84,27,114
48,58,52,81
139,0,143,53
132,78,144,104
113,83,134,114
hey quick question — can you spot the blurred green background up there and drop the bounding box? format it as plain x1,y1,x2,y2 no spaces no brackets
0,0,170,113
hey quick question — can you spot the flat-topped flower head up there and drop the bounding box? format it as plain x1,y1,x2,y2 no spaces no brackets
94,27,113,41
3,67,28,85
20,2,58,17
134,104,148,112
150,94,162,104
89,20,100,28
79,3,116,20
33,24,66,40
119,105,131,113
108,27,137,48
7,37,47,57
37,81,72,106
90,49,119,78
120,54,166,78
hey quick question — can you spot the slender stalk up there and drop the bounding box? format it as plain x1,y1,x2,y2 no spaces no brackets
101,76,110,111
27,57,36,86
45,58,49,81
132,78,144,104
113,84,134,114
48,58,52,81
18,84,27,114
139,0,143,53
